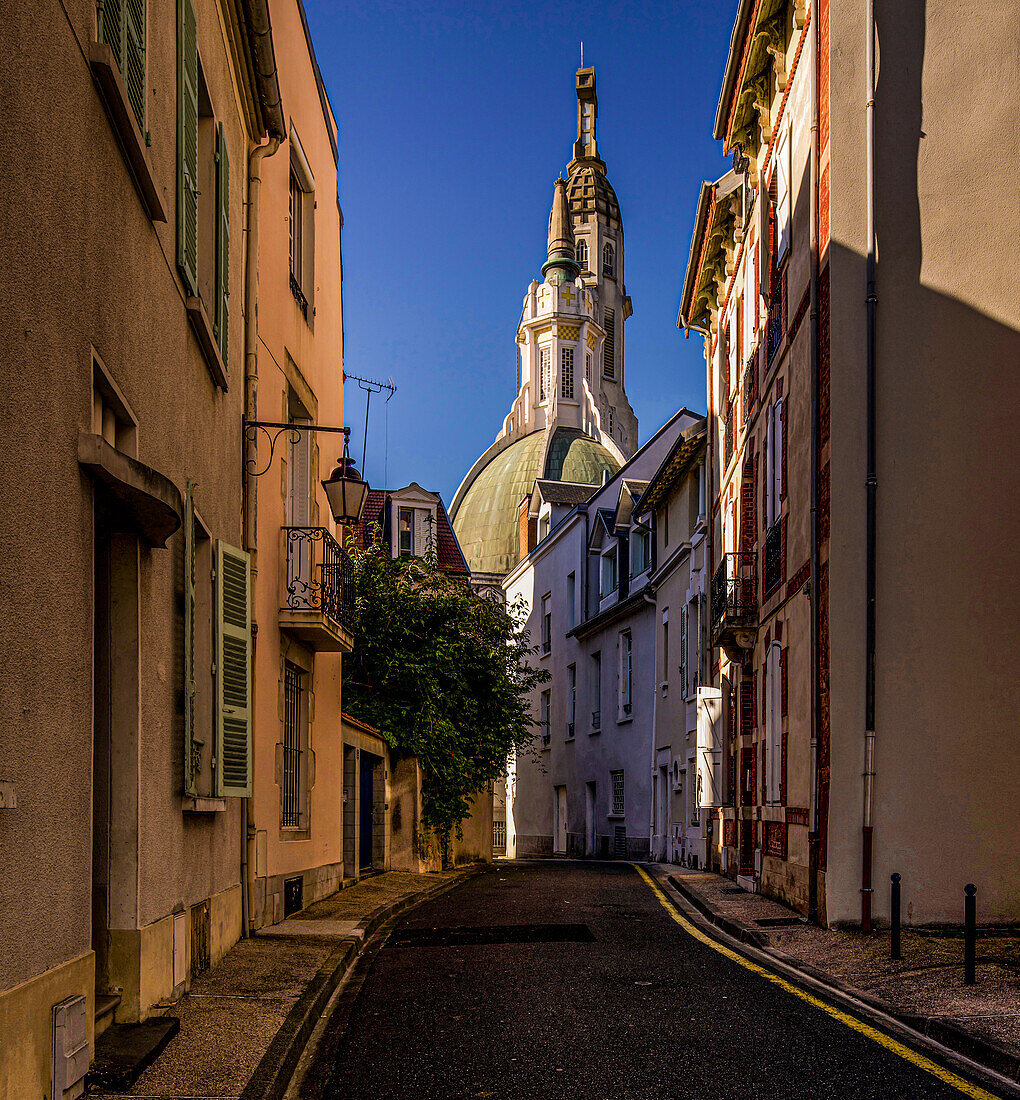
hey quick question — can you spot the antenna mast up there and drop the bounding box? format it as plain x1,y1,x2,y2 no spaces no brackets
342,373,396,480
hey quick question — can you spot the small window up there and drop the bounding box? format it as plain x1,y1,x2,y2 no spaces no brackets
591,651,602,730
561,346,575,399
602,243,615,278
567,664,576,736
398,508,414,555
541,593,551,654
631,527,650,576
662,612,669,684
585,353,592,384
539,345,551,401
680,602,689,698
540,690,551,747
603,308,616,379
567,571,576,626
288,129,315,323
611,770,625,815
576,238,588,269
600,546,617,597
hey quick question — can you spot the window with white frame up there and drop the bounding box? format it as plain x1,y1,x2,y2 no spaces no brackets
567,664,576,737
288,129,315,322
776,124,791,264
539,345,551,401
631,526,650,575
576,238,588,269
541,593,551,654
538,504,551,542
661,609,669,685
619,630,632,717
728,300,739,396
611,769,625,815
764,642,783,803
600,545,617,597
540,689,551,747
561,346,575,399
398,507,414,555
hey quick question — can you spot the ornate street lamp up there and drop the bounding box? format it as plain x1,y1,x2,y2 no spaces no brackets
321,433,369,526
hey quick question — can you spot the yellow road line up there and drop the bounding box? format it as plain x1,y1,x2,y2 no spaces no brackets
632,864,1002,1100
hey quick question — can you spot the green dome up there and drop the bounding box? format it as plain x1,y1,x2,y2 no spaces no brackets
453,429,620,576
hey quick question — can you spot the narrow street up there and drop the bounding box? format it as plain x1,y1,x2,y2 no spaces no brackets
306,863,999,1099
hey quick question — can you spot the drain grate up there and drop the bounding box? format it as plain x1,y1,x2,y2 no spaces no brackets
386,923,595,948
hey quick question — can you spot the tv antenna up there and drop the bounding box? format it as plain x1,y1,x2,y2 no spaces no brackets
343,372,396,481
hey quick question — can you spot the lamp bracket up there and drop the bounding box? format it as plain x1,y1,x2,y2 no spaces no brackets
243,420,350,478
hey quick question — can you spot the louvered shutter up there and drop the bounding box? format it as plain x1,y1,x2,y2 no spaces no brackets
214,123,229,364
125,0,146,130
176,0,199,296
215,541,251,797
100,0,124,69
679,603,688,698
183,483,198,795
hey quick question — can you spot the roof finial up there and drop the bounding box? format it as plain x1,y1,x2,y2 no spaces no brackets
580,40,583,68
542,178,579,284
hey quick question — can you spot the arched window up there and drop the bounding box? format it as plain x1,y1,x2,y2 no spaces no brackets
602,243,615,277
576,238,588,269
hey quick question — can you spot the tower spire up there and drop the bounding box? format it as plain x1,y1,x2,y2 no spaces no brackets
542,178,579,284
573,66,599,163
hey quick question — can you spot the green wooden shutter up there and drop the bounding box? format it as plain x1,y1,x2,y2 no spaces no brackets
99,0,124,75
176,0,199,296
183,483,199,795
124,0,146,130
215,540,251,797
214,123,229,364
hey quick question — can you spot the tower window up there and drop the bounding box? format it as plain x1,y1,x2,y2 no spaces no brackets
586,353,592,383
603,308,616,379
561,347,574,399
539,345,551,401
602,243,615,278
576,238,588,269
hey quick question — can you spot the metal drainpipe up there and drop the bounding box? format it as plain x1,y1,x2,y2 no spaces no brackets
240,134,281,939
807,0,822,926
643,589,659,856
862,0,878,934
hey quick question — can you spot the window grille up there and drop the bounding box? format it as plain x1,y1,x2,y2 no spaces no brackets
540,690,551,747
282,663,304,827
586,353,592,383
541,594,551,654
493,820,507,849
561,347,574,399
603,308,615,378
539,346,551,401
611,770,625,815
602,243,615,278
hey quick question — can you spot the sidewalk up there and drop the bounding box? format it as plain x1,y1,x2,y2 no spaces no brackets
658,865,1020,1083
89,868,479,1099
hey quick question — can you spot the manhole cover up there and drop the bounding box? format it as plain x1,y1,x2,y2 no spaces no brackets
386,924,595,948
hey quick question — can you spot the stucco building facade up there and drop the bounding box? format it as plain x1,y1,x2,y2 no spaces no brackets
680,0,1020,926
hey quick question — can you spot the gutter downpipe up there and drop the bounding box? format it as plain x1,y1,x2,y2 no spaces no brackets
861,0,878,934
643,589,659,857
807,1,822,925
241,133,281,938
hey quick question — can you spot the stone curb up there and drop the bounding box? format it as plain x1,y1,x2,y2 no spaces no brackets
664,873,1020,1086
238,866,483,1100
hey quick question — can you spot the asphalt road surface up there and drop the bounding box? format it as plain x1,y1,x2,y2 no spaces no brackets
312,862,1006,1099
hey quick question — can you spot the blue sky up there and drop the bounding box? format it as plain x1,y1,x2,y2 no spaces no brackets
302,0,735,502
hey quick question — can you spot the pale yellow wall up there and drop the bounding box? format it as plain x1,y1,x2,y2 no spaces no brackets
251,0,345,906
826,0,1020,924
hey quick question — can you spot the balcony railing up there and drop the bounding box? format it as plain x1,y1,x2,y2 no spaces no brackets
766,267,787,365
592,709,601,731
764,521,783,596
541,721,551,747
742,353,757,428
281,526,354,647
724,404,734,469
711,553,758,634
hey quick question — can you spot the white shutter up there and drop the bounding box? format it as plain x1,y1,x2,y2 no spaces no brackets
288,424,311,527
728,304,738,395
777,127,791,262
774,398,784,505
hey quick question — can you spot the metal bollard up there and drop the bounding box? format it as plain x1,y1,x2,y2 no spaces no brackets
964,883,977,985
890,873,901,960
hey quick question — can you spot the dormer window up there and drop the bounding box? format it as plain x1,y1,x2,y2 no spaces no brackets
602,243,615,278
631,527,651,576
398,508,414,555
600,545,618,597
576,238,588,269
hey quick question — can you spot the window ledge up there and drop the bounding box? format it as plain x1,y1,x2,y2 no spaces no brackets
617,715,633,725
88,42,166,223
589,728,601,736
181,796,226,813
607,813,625,821
185,297,228,390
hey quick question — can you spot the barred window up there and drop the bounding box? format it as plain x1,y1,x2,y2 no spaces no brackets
561,347,575,399
611,769,625,815
282,663,306,827
539,345,551,401
603,308,615,379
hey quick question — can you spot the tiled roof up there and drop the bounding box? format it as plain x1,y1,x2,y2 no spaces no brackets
534,479,599,506
357,488,469,577
636,421,708,516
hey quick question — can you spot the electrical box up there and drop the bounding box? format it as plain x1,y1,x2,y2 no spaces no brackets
52,994,88,1099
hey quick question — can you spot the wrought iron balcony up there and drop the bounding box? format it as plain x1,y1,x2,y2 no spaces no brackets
764,521,783,597
766,267,787,366
711,553,757,654
724,404,734,469
742,353,757,428
279,526,354,652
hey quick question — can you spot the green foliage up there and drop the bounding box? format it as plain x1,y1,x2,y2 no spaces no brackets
342,541,549,842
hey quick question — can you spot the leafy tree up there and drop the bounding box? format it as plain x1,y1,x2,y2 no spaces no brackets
342,541,549,854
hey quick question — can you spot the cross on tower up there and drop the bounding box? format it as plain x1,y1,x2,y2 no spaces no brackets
561,285,577,306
